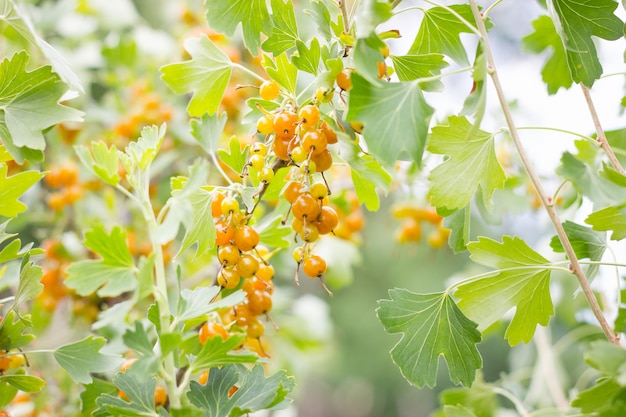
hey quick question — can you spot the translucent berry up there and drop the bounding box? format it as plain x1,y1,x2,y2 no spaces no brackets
218,268,241,289
234,225,260,251
298,104,321,128
292,193,321,220
259,80,280,101
199,322,228,344
236,254,260,278
303,255,327,278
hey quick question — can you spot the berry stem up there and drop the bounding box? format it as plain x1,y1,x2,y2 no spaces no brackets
468,0,619,346
580,84,626,175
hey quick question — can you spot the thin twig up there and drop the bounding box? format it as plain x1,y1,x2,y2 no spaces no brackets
468,0,619,345
581,85,625,175
533,327,569,410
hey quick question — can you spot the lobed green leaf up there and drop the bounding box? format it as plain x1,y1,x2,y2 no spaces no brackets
54,336,123,384
346,73,433,165
456,236,554,345
161,35,232,117
377,289,482,388
0,163,44,218
428,116,505,211
550,0,624,87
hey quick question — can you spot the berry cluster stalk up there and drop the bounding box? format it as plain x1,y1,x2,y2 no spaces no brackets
468,0,619,345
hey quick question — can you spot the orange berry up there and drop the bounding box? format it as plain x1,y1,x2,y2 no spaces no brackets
154,385,167,407
199,322,228,344
303,255,327,278
259,80,280,101
336,68,354,91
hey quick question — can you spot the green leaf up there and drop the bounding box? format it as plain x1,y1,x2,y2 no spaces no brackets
408,5,482,66
0,374,46,392
95,365,160,416
158,161,210,245
557,145,624,207
178,188,216,258
460,43,487,118
549,221,607,279
188,364,294,417
80,378,118,416
0,163,44,218
75,141,121,186
440,376,497,417
455,236,554,345
0,51,83,163
572,377,626,414
601,162,626,188
584,340,626,377
349,152,392,211
161,35,232,117
123,322,154,357
376,289,482,388
550,0,623,87
605,128,626,167
262,0,298,55
0,1,84,93
292,38,321,75
261,166,290,201
390,53,449,92
443,405,477,417
586,204,626,241
352,35,386,81
264,53,297,94
217,136,249,175
0,235,33,264
205,0,272,54
355,0,393,36
65,225,137,297
0,377,18,408
428,116,505,211
230,364,295,415
305,0,333,40
444,206,470,253
190,334,258,373
122,124,166,173
0,310,34,351
191,113,228,154
14,260,43,307
177,287,245,323
257,215,292,248
522,15,573,94
346,73,433,165
54,336,123,384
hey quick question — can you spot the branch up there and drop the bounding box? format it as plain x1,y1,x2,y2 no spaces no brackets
581,85,625,175
467,0,619,345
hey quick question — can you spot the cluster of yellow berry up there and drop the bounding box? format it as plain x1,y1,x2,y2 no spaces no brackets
391,203,450,248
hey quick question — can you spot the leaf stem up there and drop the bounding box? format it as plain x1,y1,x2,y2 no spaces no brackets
232,63,266,83
491,387,530,417
423,0,480,36
483,0,504,19
468,0,619,345
532,326,569,410
209,151,234,185
449,264,572,291
580,85,625,175
391,0,403,8
515,126,596,144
